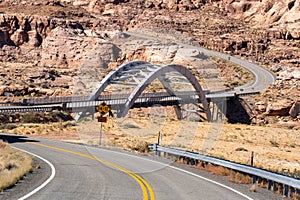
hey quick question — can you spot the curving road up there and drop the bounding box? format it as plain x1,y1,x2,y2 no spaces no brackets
0,134,266,200
124,31,276,95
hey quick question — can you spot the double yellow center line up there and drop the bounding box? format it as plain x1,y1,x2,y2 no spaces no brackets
30,142,155,200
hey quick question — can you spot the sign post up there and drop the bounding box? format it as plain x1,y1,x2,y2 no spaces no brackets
95,102,110,145
100,122,103,145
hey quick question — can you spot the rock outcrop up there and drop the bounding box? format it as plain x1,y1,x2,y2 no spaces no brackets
265,100,293,116
225,0,300,40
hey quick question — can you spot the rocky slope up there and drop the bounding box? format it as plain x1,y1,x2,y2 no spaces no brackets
0,0,299,124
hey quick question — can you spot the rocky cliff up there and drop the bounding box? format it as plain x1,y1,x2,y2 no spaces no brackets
1,0,299,67
0,0,299,124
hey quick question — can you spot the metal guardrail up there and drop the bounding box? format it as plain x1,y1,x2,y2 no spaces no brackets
149,144,300,191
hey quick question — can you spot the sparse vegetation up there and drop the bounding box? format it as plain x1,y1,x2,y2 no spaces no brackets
0,140,33,192
270,140,280,147
128,140,150,153
193,162,252,184
0,112,73,124
211,56,254,88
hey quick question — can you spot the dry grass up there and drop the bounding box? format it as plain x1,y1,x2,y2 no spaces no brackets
2,108,299,174
0,140,33,191
0,122,78,140
193,162,252,184
97,114,300,173
228,171,252,184
195,163,230,176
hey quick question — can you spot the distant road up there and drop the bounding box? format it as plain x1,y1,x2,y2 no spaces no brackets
124,31,276,95
0,134,256,200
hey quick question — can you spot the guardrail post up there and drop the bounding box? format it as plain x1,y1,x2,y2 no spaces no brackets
289,187,294,198
272,182,277,192
257,176,262,184
252,175,257,184
154,144,160,157
283,184,289,197
186,157,190,165
193,159,198,166
267,180,272,191
296,188,300,196
278,183,283,195
202,161,206,168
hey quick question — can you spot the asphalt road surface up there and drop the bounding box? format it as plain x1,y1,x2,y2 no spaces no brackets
0,134,284,200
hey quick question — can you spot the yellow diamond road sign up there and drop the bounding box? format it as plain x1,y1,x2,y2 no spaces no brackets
96,102,110,115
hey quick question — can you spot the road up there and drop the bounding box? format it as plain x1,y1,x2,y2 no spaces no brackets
124,31,276,95
0,134,259,200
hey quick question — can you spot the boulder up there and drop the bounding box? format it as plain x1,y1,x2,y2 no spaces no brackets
289,101,300,118
265,100,293,116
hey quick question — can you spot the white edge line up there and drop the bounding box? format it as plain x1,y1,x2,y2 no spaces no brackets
168,165,254,200
18,138,253,200
87,146,254,200
11,146,56,200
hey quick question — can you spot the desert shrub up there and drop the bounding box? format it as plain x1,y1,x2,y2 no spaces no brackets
0,140,7,148
128,141,149,153
21,113,42,123
41,84,49,89
270,140,279,147
0,124,17,130
18,112,73,123
13,91,22,96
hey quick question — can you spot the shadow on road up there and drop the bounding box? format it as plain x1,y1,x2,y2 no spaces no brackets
0,134,39,144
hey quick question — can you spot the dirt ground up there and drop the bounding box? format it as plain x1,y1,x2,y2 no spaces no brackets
3,108,299,177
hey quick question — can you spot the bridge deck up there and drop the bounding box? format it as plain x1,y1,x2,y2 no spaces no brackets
0,91,235,114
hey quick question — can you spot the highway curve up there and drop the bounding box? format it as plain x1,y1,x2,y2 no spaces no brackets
0,134,283,200
124,31,276,95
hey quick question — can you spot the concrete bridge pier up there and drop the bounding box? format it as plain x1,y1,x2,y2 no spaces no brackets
209,98,227,122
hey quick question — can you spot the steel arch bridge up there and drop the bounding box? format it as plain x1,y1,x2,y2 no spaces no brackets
75,61,211,121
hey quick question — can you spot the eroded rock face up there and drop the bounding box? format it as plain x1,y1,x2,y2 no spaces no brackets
0,13,122,68
0,0,299,68
223,0,300,40
41,26,121,68
265,100,293,116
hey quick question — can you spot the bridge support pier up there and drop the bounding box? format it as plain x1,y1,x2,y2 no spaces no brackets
210,98,227,122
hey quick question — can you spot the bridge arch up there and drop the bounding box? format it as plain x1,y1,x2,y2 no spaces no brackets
88,60,149,100
117,64,211,120
76,61,211,121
